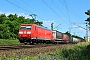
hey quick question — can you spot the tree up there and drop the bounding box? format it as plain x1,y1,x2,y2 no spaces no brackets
64,31,71,36
0,13,7,24
65,31,83,39
0,13,43,39
85,9,90,16
85,9,90,24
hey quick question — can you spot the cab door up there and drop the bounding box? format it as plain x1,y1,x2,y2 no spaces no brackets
33,26,38,39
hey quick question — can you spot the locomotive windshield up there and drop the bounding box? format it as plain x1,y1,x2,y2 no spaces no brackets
20,26,32,30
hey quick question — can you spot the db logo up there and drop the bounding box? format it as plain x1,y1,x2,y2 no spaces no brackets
24,31,26,34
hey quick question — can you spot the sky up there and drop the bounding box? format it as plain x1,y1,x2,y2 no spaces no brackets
0,0,90,38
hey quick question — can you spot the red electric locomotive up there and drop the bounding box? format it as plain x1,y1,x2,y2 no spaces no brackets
18,24,53,44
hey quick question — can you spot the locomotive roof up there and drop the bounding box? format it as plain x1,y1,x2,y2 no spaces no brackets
20,24,51,30
20,24,36,25
38,25,51,30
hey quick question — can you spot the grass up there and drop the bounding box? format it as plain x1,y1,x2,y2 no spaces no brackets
0,39,20,45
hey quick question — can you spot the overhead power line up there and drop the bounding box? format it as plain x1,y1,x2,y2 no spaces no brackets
21,0,49,19
50,0,71,29
54,24,61,29
58,0,82,21
6,0,32,13
42,0,69,25
58,0,66,8
6,0,45,20
59,0,71,23
62,0,71,23
50,0,64,15
51,0,70,21
73,22,86,30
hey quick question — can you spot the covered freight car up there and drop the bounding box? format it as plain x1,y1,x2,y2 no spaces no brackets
69,36,80,43
52,30,69,43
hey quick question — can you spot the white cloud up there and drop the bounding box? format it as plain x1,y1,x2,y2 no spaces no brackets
42,20,55,29
72,25,78,28
42,20,60,30
0,11,32,18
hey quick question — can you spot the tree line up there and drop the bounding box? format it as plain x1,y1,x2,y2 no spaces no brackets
0,14,43,39
65,31,84,40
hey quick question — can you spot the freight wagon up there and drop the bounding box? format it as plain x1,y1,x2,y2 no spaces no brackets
52,30,69,43
18,24,53,44
69,36,80,43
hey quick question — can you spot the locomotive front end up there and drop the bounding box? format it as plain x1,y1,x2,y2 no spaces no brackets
18,25,32,43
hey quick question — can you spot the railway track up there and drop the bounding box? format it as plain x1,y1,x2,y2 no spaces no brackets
0,43,73,50
0,44,66,50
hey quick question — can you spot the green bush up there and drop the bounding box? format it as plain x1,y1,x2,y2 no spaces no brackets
60,42,90,60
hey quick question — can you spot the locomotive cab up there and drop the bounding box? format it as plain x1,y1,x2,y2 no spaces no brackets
18,24,38,44
19,25,31,37
18,24,53,44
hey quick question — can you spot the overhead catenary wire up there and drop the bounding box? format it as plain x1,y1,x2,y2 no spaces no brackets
21,0,50,19
53,24,61,29
58,0,82,22
6,0,32,13
5,0,45,20
50,0,71,29
62,0,71,23
42,0,69,25
50,0,64,16
58,0,86,34
51,0,70,22
58,0,71,24
62,0,73,34
73,22,86,30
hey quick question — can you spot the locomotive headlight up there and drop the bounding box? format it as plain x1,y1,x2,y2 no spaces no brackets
27,32,31,34
19,32,23,34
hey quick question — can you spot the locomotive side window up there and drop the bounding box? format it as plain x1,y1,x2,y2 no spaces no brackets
20,26,26,30
20,26,32,30
26,26,32,30
34,26,36,30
